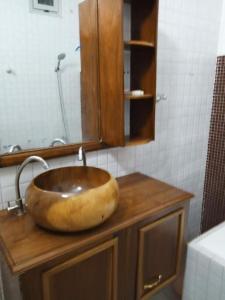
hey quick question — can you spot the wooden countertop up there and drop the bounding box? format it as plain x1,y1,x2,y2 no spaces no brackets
0,173,193,275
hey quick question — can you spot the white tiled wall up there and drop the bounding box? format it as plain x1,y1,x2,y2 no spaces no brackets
0,0,82,152
218,0,225,55
0,0,223,244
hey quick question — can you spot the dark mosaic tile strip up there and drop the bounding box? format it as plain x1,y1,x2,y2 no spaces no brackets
214,56,225,95
201,56,225,232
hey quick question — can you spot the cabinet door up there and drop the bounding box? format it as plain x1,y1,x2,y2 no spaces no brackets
137,210,184,300
80,0,99,141
98,0,125,146
42,239,118,300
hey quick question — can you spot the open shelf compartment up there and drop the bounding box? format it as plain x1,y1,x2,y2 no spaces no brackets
124,99,155,145
123,0,158,146
126,0,158,45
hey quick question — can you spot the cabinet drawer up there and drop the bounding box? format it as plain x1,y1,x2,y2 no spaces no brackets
137,209,185,300
42,238,118,300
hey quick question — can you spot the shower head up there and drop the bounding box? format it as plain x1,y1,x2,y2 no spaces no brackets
58,53,66,61
55,53,66,72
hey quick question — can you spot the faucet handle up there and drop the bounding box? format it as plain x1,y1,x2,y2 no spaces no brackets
7,200,19,212
7,199,25,215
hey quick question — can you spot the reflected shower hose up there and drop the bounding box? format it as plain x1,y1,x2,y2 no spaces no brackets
56,68,70,142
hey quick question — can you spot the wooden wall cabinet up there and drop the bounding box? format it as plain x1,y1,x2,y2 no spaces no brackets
99,0,158,146
0,174,192,300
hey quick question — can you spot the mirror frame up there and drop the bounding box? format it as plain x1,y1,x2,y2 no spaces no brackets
0,141,105,167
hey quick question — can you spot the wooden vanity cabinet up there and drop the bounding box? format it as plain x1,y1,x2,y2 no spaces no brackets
19,209,185,300
0,174,192,300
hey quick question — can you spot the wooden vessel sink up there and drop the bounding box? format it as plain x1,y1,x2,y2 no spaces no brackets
25,166,119,232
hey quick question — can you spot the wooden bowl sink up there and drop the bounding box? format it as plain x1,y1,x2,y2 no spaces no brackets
25,167,119,232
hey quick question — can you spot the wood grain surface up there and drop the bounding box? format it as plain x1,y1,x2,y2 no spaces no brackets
0,173,193,275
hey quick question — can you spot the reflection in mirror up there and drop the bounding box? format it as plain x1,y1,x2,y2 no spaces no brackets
0,0,99,155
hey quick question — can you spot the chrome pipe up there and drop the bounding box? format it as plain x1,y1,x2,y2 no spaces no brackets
8,156,49,215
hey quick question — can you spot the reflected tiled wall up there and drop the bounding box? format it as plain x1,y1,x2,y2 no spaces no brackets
0,0,82,152
0,0,223,241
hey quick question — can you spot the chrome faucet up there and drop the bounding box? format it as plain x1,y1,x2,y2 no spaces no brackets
8,144,22,153
78,146,87,166
7,156,49,216
50,138,66,147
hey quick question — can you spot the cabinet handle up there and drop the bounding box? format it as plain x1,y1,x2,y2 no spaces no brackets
144,275,162,290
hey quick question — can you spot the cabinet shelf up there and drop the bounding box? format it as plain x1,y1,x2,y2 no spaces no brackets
125,136,152,146
124,40,155,49
125,93,154,100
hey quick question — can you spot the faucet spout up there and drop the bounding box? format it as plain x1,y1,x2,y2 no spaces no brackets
8,156,49,215
78,147,87,167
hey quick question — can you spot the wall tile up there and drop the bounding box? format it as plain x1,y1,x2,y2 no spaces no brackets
0,166,17,188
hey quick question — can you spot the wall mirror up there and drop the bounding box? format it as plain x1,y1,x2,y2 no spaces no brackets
0,0,101,166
